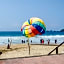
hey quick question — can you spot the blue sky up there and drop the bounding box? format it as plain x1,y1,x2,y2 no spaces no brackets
0,0,64,31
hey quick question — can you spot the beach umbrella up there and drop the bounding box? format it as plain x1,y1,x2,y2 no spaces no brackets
21,17,46,54
21,17,46,38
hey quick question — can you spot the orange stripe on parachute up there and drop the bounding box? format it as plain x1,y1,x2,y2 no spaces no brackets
30,25,40,35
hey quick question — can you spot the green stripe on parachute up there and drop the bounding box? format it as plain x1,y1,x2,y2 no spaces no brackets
32,21,46,31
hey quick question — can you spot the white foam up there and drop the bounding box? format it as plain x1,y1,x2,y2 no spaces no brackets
0,36,27,45
37,35,64,38
0,35,64,45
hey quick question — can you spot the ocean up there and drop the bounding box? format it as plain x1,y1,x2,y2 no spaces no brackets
0,31,64,45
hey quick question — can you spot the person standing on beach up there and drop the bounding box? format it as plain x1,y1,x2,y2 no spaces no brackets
31,40,32,43
22,40,23,43
24,40,25,43
55,39,57,44
10,39,12,46
40,39,42,43
47,39,50,45
7,38,10,49
42,39,44,44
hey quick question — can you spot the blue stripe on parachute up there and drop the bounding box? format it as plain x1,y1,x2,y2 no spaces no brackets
32,24,45,34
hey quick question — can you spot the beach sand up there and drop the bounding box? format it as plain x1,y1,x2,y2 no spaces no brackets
0,43,64,59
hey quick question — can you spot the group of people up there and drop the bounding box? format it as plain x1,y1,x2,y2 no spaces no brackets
40,39,44,44
21,40,32,43
22,40,25,43
40,39,57,45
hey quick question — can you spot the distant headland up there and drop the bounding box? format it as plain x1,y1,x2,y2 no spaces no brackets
46,29,64,32
60,29,64,32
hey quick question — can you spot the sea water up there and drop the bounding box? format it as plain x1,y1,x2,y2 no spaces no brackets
0,31,64,45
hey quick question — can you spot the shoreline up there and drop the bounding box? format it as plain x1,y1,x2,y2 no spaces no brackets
0,43,64,59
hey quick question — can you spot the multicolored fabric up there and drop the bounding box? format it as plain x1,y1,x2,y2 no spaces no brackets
21,17,46,38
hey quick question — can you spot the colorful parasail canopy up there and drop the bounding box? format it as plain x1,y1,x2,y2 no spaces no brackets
21,17,46,38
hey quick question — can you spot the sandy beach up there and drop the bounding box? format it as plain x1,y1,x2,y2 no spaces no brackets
0,43,64,59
